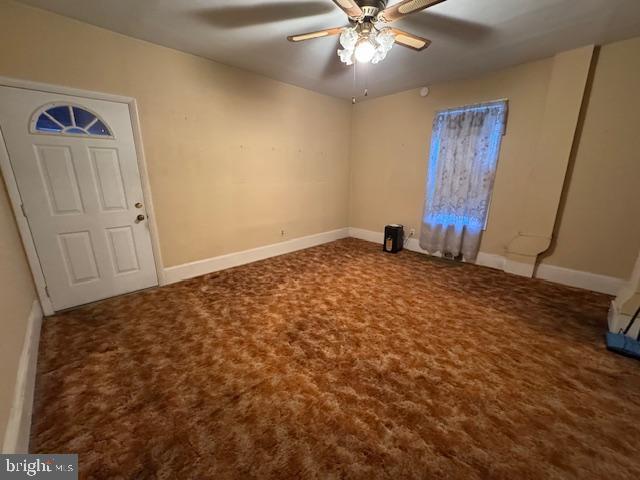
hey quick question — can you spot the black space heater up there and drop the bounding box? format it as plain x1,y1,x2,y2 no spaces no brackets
383,224,404,253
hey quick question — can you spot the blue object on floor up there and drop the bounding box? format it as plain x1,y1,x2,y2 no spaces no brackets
606,306,640,360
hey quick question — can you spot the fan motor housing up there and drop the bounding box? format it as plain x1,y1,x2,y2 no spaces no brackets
358,0,388,7
358,0,388,18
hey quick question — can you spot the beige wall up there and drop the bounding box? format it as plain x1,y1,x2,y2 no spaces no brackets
2,0,635,281
350,57,554,256
542,37,640,279
505,46,594,270
0,3,639,446
0,0,352,268
350,39,640,280
0,0,351,447
0,177,36,447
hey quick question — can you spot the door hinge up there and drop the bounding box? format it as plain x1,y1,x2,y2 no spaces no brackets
44,286,50,297
20,203,27,218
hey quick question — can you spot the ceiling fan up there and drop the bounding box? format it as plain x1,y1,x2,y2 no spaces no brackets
287,0,448,65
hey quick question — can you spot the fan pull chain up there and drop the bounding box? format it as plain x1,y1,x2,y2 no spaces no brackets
352,63,370,104
364,63,369,97
352,61,357,104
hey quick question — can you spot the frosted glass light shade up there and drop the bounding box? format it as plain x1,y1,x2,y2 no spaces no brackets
337,26,396,66
355,39,376,63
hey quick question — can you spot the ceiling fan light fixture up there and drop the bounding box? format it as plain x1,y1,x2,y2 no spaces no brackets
337,25,396,66
288,0,440,68
338,47,355,66
354,38,377,63
339,27,358,49
372,28,395,64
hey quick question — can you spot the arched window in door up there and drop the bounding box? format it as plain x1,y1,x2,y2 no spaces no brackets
31,104,113,138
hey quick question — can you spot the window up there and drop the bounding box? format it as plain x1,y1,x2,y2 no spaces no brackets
420,100,507,260
31,104,112,138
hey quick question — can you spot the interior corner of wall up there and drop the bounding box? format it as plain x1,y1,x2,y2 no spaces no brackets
506,233,551,258
615,252,640,314
620,294,640,316
504,253,537,278
551,44,596,74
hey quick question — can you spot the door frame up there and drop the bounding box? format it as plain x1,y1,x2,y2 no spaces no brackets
0,76,165,315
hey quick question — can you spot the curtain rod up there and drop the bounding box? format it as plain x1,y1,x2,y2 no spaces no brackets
437,98,509,115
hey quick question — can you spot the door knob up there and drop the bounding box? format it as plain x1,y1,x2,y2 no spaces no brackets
135,214,146,223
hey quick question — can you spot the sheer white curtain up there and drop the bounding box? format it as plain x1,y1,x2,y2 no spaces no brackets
420,100,507,261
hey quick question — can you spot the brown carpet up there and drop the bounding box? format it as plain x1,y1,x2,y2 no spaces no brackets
31,238,640,479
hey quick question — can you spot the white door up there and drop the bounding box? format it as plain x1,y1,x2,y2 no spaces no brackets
0,86,157,311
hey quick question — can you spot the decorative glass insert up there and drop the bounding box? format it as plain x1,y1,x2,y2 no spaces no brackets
32,104,113,138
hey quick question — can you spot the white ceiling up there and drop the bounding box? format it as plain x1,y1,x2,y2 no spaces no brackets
16,0,640,99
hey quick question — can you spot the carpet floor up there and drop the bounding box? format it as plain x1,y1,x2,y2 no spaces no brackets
31,238,640,479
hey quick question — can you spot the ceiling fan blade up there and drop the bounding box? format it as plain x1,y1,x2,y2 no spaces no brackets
287,27,344,42
194,2,335,28
390,28,432,51
379,0,448,23
330,0,364,18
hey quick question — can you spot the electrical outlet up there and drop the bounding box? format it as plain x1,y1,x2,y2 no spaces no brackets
409,228,416,237
281,230,286,237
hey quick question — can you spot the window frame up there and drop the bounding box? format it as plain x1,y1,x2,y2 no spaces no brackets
29,102,114,139
426,99,508,232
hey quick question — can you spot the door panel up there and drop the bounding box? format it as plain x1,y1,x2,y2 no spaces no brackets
0,86,158,311
58,230,101,285
35,145,84,215
106,226,141,275
90,148,128,212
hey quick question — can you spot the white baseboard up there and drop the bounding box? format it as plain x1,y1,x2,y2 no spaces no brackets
504,259,536,278
2,299,43,454
348,227,382,244
163,228,350,284
476,252,507,270
163,226,624,295
404,237,429,255
348,227,624,295
537,263,624,296
349,227,504,270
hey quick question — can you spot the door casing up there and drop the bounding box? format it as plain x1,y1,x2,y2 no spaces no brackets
0,76,165,315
